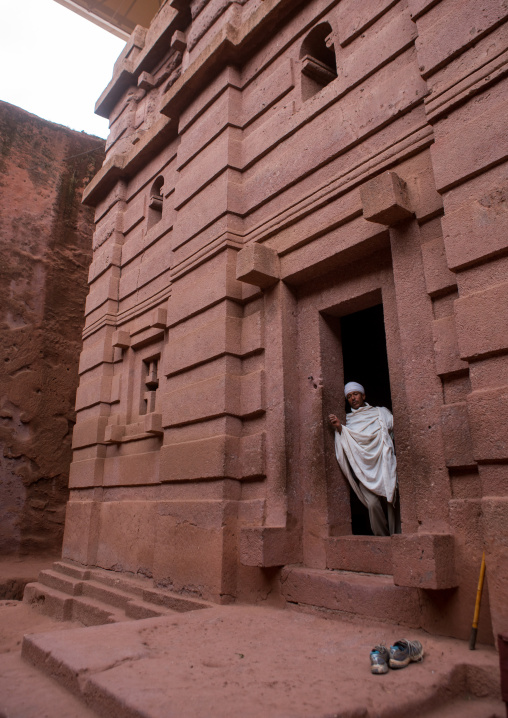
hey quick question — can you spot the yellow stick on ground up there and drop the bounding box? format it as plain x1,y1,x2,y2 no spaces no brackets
469,551,486,650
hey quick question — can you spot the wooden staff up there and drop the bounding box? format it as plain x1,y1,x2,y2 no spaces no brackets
469,551,486,650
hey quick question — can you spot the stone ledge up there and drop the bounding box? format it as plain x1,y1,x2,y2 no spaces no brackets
239,527,302,567
326,535,392,575
391,533,457,589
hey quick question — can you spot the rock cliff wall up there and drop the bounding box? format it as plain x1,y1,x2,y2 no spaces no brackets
0,101,104,555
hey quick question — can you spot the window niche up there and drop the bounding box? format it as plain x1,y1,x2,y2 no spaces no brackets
300,22,337,101
140,354,160,416
147,175,164,230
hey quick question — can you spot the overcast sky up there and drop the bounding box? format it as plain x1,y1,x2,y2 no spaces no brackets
0,0,125,138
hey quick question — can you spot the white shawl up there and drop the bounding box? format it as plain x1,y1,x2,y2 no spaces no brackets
334,403,397,504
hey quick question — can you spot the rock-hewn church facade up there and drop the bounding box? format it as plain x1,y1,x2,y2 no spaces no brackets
41,0,508,643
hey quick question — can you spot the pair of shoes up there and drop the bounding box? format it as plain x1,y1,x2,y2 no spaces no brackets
370,639,424,674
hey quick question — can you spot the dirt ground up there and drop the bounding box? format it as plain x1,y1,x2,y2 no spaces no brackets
0,599,504,718
0,555,60,600
0,557,504,718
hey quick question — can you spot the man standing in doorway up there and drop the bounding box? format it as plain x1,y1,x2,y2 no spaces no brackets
329,382,399,536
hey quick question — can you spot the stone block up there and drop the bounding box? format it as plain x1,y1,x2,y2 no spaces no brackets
360,171,414,225
174,129,241,212
280,216,388,285
137,71,156,91
241,311,263,356
88,241,122,283
177,87,240,170
71,416,109,449
153,500,236,602
327,536,392,575
441,402,475,468
392,533,457,589
171,170,242,248
102,451,160,487
415,0,508,79
144,412,163,435
482,497,508,638
75,375,114,411
85,269,120,315
467,386,508,462
112,330,130,349
162,374,240,426
171,29,186,53
455,281,508,360
337,0,401,45
239,527,302,567
432,316,468,376
236,243,279,289
421,238,456,296
441,166,508,270
62,501,100,565
280,566,421,626
432,79,508,192
79,332,115,375
68,458,104,489
166,249,242,328
130,326,165,350
159,435,232,482
163,315,241,376
110,374,121,403
241,58,294,126
238,432,265,479
241,370,265,417
95,501,157,575
103,424,125,444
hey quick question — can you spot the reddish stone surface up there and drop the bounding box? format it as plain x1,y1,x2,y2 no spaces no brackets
54,0,508,648
0,101,104,556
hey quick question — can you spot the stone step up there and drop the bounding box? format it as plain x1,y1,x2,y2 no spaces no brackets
24,563,211,628
125,598,172,620
327,535,392,575
281,566,420,627
38,569,83,596
87,568,146,598
142,586,208,612
52,560,91,581
81,580,133,610
23,582,74,621
70,595,131,626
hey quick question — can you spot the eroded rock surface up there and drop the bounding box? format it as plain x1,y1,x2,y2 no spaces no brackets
0,101,104,556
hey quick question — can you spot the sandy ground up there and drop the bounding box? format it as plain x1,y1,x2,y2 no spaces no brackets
6,600,505,718
0,556,504,718
0,599,97,718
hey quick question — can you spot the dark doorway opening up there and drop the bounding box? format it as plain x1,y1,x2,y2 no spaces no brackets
340,304,392,412
340,303,392,535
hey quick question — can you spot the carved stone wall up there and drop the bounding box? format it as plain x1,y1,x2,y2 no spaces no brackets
0,101,104,555
65,0,508,642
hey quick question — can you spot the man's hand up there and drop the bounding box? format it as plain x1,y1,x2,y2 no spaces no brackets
329,414,342,433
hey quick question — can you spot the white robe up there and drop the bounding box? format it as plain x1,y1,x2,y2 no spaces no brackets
334,403,397,504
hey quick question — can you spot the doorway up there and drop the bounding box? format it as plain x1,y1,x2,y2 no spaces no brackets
340,303,393,535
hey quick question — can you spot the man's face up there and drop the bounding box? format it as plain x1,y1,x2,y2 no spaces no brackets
346,391,366,409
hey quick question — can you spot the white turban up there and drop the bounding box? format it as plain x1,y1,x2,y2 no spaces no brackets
344,382,365,398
